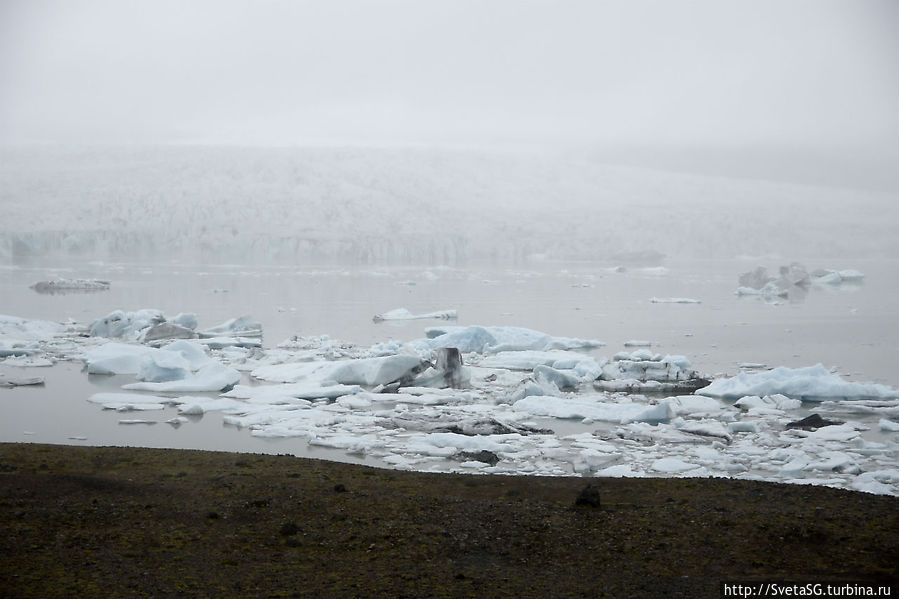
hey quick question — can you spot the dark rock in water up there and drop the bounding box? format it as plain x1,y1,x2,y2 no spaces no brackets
456,450,501,466
436,347,464,389
406,347,469,389
574,484,602,508
142,322,198,342
438,418,518,436
786,414,842,430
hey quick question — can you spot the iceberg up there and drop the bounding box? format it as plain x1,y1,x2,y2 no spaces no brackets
330,355,425,386
373,308,458,322
87,392,168,411
198,316,262,338
142,322,198,342
30,278,110,294
199,336,263,349
595,350,708,394
512,395,675,424
89,309,167,340
735,282,788,298
251,354,425,387
479,350,598,372
0,375,45,387
0,314,65,343
84,339,212,376
422,325,603,354
649,298,701,304
137,350,191,382
811,269,865,286
697,364,898,401
122,362,241,392
84,343,157,375
223,382,361,401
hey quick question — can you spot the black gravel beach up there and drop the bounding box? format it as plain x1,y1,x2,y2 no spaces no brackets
1,443,896,598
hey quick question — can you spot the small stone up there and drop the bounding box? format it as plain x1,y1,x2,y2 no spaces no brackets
574,484,602,508
786,414,842,430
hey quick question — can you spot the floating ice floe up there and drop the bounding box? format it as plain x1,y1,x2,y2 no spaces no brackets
0,375,45,387
513,394,675,424
199,336,262,349
373,308,458,322
83,339,212,376
421,325,604,354
735,282,788,299
736,263,810,300
30,278,110,294
1,354,55,367
595,350,709,394
0,314,65,345
649,297,701,304
223,382,361,402
810,269,864,286
253,354,426,387
198,316,262,338
122,362,241,392
697,364,898,401
84,343,156,375
89,309,257,344
87,392,169,411
46,312,899,496
89,309,168,340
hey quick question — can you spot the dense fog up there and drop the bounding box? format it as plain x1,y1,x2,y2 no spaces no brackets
1,1,897,264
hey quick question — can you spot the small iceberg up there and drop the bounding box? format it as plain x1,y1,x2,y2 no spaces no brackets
31,278,110,294
810,269,865,286
198,316,262,339
373,308,458,323
697,364,898,401
650,297,701,304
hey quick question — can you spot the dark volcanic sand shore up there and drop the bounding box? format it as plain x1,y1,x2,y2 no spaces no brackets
1,443,896,598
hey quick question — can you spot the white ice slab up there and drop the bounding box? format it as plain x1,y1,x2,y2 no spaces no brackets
698,365,898,401
122,362,240,392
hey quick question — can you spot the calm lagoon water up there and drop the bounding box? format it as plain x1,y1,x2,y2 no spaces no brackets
2,257,897,460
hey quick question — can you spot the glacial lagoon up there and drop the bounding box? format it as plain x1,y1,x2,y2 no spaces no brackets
1,257,897,494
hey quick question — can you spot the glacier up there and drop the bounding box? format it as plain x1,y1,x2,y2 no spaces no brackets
3,146,898,267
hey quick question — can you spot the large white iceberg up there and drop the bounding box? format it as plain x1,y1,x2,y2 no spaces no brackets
421,325,603,354
84,343,157,375
30,278,110,293
252,354,425,387
122,362,241,392
697,365,898,401
84,340,212,376
89,309,167,340
512,395,675,424
198,316,262,338
0,314,65,345
373,308,457,322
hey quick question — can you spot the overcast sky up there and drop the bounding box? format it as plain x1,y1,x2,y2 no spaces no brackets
1,0,897,151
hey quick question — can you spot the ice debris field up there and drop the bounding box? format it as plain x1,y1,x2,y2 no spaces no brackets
2,309,898,496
